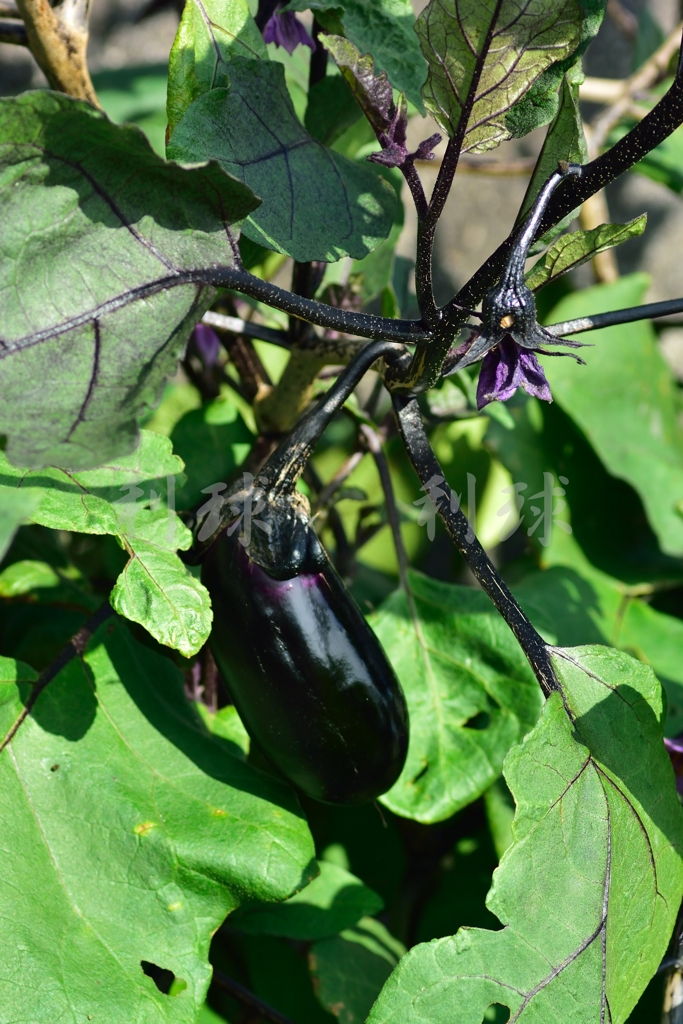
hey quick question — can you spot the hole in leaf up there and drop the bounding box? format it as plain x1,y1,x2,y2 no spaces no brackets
465,711,491,731
141,961,186,996
483,1004,510,1023
411,762,429,784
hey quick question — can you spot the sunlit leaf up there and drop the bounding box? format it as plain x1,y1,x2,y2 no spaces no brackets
168,58,396,261
231,861,383,940
284,0,427,109
368,646,683,1024
526,215,647,290
167,0,266,136
0,91,258,471
416,0,584,153
372,571,543,823
0,621,315,1021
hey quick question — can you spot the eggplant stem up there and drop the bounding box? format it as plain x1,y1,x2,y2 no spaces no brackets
264,340,407,498
392,395,559,698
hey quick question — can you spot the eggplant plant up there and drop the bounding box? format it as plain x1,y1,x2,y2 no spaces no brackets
4,0,683,1022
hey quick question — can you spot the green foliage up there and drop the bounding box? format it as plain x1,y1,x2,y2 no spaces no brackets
284,0,427,110
231,861,383,939
166,0,266,136
416,0,585,152
544,275,683,558
310,917,406,1024
0,91,257,472
373,571,543,823
517,72,587,230
505,0,608,139
368,647,683,1024
0,432,212,655
168,58,396,261
0,4,681,1022
0,622,315,1022
526,216,647,290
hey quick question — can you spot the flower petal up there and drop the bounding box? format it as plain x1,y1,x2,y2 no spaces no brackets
476,337,552,409
263,9,314,54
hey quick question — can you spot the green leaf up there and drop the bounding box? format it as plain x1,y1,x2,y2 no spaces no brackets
284,0,427,110
0,488,41,563
514,534,683,737
368,646,683,1024
0,559,99,613
170,394,254,511
305,74,364,147
525,216,647,291
167,0,266,136
197,703,250,757
168,58,396,262
544,275,683,557
231,861,384,940
371,571,543,824
310,918,406,1024
0,91,258,471
415,0,584,153
516,71,587,232
505,1,607,140
0,432,213,655
110,541,212,657
0,621,316,1021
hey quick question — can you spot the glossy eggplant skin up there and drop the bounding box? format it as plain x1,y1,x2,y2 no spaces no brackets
202,526,409,805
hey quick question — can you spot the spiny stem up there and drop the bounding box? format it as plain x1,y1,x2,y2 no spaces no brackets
449,39,683,315
546,297,683,337
392,395,558,698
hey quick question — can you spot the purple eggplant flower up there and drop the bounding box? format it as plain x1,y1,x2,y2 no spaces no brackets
192,322,221,368
262,4,314,54
664,736,683,795
476,335,552,410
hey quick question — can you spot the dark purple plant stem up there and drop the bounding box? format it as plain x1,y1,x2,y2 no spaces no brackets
254,0,278,30
0,601,115,754
392,394,559,698
213,971,298,1024
545,296,683,337
414,136,461,326
308,17,327,89
448,37,683,318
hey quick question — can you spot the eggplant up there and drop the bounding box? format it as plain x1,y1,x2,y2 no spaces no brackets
195,340,410,804
202,509,408,805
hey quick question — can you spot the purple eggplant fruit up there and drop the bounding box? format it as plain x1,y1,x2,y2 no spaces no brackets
202,511,408,805
195,341,410,804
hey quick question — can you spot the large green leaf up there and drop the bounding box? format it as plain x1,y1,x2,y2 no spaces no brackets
415,0,584,153
167,0,266,136
168,58,396,262
231,861,383,940
505,1,607,140
0,621,316,1022
545,275,683,557
368,646,683,1024
525,216,647,290
0,432,212,655
371,571,543,824
310,918,405,1024
0,489,41,563
284,0,427,110
0,91,258,471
